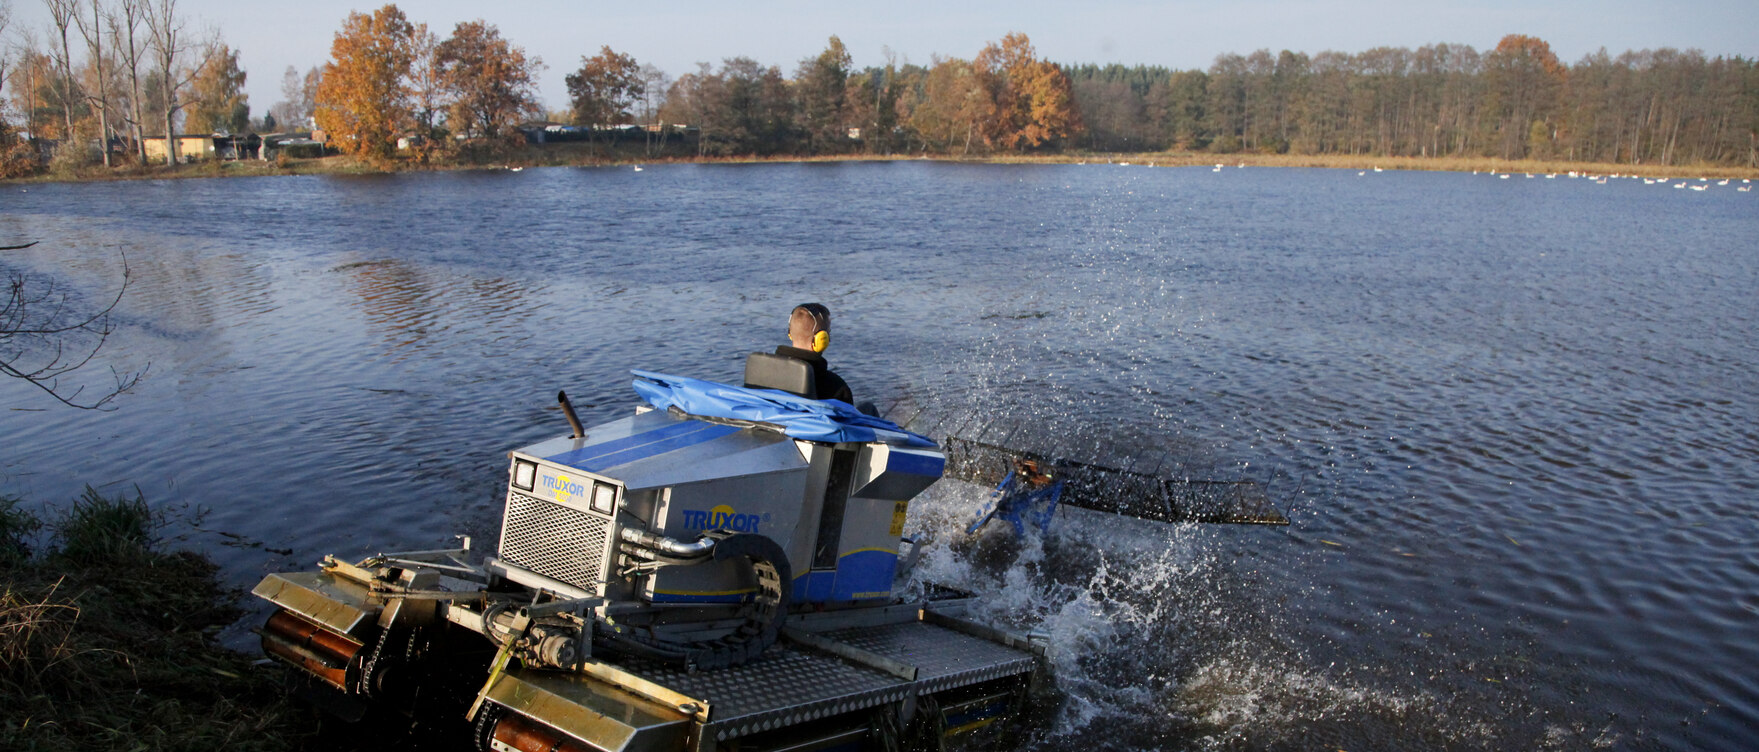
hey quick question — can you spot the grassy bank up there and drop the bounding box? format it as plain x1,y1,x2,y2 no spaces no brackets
1,488,314,750
9,147,1757,185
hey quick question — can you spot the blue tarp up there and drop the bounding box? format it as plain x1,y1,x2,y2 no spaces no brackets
630,370,937,448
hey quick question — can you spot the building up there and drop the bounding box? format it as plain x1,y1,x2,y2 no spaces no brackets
142,133,267,162
142,134,219,162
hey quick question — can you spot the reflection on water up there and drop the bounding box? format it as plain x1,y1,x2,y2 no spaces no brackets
2,164,1756,749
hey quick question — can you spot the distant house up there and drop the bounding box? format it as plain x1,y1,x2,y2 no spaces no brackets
142,134,219,162
213,133,263,160
140,133,266,161
262,132,326,159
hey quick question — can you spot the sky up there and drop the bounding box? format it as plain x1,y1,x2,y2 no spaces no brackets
7,0,1757,119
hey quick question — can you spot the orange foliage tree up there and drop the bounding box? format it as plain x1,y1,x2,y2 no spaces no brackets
908,56,987,154
185,43,249,135
973,32,1081,151
435,20,540,140
315,4,416,164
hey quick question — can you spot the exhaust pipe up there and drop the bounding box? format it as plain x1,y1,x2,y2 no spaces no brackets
558,391,585,438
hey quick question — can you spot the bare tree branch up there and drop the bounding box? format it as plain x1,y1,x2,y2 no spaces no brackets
1,247,148,410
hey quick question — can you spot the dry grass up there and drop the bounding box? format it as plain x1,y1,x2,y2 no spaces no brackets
0,578,80,692
0,490,318,751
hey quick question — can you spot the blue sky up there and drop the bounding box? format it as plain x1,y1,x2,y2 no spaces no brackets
9,0,1756,116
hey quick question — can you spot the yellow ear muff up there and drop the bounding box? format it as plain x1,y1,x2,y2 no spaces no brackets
812,330,829,353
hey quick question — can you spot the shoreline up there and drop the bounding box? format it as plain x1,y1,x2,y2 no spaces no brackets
8,150,1758,185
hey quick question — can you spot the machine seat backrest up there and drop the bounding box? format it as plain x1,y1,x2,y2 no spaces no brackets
743,352,817,398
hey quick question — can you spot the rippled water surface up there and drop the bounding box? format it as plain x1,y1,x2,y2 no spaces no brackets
3,164,1756,749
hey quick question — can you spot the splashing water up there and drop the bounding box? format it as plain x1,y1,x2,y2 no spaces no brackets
904,474,1526,750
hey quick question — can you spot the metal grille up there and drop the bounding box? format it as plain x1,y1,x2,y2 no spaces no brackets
498,491,610,593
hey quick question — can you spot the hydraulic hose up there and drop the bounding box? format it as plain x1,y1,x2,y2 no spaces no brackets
619,527,717,558
596,531,791,670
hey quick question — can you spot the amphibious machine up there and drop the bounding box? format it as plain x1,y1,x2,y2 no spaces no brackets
254,354,1285,751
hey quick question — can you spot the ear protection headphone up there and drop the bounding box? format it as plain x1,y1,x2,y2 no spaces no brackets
795,303,832,353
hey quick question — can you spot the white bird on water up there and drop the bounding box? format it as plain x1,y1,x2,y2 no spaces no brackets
633,165,644,172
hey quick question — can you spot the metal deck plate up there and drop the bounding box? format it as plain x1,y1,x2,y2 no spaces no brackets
626,645,909,742
819,622,1039,694
616,622,1036,742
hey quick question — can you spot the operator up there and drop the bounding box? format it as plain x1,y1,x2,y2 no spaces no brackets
775,303,854,404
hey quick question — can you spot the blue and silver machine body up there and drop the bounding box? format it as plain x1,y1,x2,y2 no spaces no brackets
493,403,944,610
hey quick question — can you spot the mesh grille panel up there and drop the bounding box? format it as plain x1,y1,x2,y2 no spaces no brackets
498,491,610,592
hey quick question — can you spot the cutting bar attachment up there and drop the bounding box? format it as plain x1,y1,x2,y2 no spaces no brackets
942,436,1288,526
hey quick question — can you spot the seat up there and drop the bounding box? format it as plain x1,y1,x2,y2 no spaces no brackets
743,352,817,398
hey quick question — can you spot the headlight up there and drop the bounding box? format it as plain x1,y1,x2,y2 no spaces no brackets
591,482,616,515
511,459,537,491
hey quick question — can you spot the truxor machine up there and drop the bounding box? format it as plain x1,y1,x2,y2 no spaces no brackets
254,358,1285,751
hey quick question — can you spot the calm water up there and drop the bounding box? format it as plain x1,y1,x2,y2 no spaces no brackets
3,163,1755,749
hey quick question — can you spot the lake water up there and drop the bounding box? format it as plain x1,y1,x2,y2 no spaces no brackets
3,163,1755,749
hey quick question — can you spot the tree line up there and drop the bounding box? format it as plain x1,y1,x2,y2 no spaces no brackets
1,0,244,172
3,0,1756,174
1068,36,1759,166
306,7,1081,165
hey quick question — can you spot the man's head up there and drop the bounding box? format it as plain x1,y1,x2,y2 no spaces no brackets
789,303,831,353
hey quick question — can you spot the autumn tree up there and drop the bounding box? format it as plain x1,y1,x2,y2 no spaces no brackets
1483,34,1566,159
846,60,904,154
184,42,248,133
315,4,415,163
907,56,986,154
794,35,849,154
12,48,69,140
406,23,443,139
973,32,1080,151
565,45,641,126
434,20,539,140
686,58,793,156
